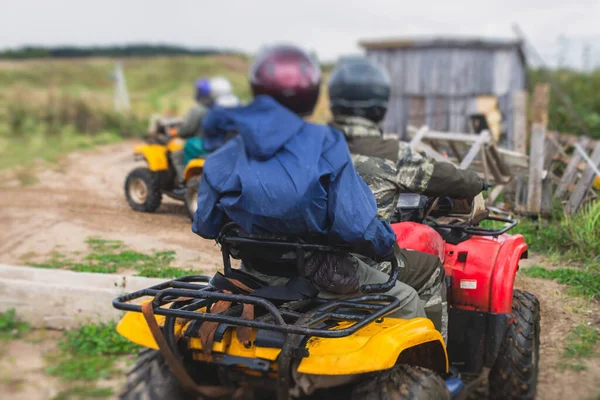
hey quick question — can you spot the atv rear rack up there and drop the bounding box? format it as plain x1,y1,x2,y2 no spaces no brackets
113,275,401,338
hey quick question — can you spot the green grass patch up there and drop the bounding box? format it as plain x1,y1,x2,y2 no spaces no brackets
31,237,202,278
46,321,139,381
61,321,140,356
486,200,600,268
521,266,600,300
46,354,120,381
0,309,31,341
52,386,114,400
560,324,600,371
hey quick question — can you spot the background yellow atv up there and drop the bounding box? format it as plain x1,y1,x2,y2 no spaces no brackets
113,225,452,400
124,119,204,220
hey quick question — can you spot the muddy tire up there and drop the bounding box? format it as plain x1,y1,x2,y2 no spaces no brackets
119,349,195,400
489,289,540,400
125,167,162,213
184,175,201,221
351,364,450,400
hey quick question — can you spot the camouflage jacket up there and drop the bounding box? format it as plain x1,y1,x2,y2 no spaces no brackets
331,115,483,220
178,103,209,139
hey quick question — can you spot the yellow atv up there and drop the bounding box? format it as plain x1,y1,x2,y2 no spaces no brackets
124,119,205,220
113,225,452,400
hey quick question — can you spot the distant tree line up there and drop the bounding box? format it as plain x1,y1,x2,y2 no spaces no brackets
0,44,243,59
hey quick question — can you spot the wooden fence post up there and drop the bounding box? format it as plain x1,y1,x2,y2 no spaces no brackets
527,84,550,214
566,142,600,214
512,90,528,154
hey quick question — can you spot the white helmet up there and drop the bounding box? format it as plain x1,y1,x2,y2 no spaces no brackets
209,76,234,99
215,94,241,107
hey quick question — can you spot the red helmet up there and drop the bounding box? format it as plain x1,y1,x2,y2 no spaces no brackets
250,45,321,116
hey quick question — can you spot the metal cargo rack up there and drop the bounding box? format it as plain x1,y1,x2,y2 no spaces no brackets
113,276,401,338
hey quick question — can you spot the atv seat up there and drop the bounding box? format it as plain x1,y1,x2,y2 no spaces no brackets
216,222,399,294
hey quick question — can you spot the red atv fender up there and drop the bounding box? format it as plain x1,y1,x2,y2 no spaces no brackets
391,222,528,313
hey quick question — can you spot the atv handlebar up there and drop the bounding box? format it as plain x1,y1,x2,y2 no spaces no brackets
426,214,518,237
462,215,517,236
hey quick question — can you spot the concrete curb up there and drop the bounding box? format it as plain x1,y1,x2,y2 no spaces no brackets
0,264,167,330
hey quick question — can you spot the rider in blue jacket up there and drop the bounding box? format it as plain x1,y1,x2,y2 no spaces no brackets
192,45,424,320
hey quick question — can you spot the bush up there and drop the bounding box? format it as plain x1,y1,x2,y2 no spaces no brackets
3,91,146,140
529,68,600,139
7,99,38,136
509,200,600,267
99,110,146,137
561,201,600,260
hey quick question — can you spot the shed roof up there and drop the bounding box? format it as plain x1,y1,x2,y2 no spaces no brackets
359,36,523,51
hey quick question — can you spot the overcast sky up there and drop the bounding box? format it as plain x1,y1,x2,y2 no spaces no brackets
2,0,599,68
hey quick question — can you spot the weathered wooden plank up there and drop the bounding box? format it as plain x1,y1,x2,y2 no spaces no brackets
488,184,505,205
525,82,549,215
448,142,464,163
555,137,591,198
481,146,492,184
532,84,550,125
567,142,600,214
417,142,452,163
495,148,529,169
515,175,529,214
512,90,528,154
427,139,443,155
484,148,511,184
409,126,429,150
547,133,569,160
527,125,546,213
540,176,554,216
574,142,600,178
486,145,512,178
422,131,483,143
543,133,559,170
460,130,490,169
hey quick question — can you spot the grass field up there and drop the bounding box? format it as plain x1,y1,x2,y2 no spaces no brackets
0,55,332,170
0,55,252,115
0,55,252,170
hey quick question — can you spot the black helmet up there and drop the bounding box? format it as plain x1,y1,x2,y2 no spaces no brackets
327,56,390,123
250,44,321,116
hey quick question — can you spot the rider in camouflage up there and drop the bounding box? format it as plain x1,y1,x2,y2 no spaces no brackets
328,56,485,340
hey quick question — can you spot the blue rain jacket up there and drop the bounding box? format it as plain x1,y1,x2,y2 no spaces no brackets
191,95,395,259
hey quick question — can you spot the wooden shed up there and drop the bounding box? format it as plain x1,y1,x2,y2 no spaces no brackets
360,37,527,147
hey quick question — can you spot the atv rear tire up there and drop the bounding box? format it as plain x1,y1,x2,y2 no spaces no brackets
489,289,540,400
119,349,194,400
125,167,162,213
351,364,450,400
184,176,201,221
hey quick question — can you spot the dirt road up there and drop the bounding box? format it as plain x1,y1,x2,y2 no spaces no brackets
0,140,223,271
1,141,599,399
